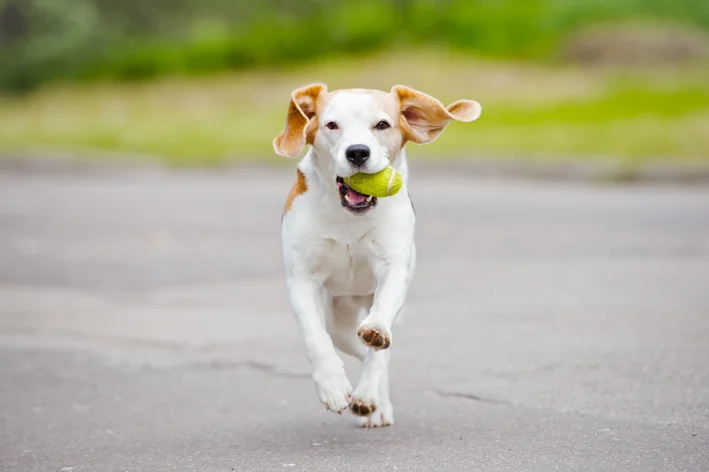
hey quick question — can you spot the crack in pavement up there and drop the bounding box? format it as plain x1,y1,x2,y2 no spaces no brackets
0,326,190,351
435,390,509,405
0,326,310,379
182,359,310,379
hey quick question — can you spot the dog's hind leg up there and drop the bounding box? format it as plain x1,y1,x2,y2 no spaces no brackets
328,295,370,361
352,348,393,427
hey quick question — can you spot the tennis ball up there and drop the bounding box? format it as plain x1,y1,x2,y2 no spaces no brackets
344,166,402,198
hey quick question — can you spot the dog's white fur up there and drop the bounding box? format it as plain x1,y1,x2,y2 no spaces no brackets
275,84,480,427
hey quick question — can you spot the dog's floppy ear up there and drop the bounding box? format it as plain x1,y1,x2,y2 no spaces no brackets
391,85,481,145
273,83,327,158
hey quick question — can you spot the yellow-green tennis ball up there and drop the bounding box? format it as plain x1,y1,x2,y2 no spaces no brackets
345,166,402,198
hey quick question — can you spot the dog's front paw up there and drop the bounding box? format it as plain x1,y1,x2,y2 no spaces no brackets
357,400,394,428
312,369,352,414
357,321,391,350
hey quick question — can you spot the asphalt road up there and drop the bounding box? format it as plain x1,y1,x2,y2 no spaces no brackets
0,163,708,471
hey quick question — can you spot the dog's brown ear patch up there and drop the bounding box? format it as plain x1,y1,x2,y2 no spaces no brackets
391,85,481,145
273,84,327,158
284,169,308,216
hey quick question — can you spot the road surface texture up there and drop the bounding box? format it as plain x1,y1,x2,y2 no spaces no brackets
0,162,708,471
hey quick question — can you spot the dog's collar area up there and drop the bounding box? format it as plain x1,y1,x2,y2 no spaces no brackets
336,177,377,214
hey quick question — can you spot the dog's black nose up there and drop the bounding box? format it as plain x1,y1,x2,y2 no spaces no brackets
345,145,370,167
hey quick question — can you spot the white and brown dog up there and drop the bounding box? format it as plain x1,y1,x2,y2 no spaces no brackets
274,84,481,427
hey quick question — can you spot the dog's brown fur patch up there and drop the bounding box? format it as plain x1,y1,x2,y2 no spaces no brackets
284,169,307,216
273,84,327,158
391,85,480,145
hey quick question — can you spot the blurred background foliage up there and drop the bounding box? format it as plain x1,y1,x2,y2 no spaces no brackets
3,0,709,90
1,0,709,165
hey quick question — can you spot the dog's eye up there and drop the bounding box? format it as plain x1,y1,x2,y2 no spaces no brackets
375,120,390,130
326,121,339,130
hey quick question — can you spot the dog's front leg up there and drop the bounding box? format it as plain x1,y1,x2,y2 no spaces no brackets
358,250,415,350
288,278,352,413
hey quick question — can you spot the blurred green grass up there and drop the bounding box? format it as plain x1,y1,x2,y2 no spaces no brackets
1,51,707,165
3,0,709,91
3,0,709,166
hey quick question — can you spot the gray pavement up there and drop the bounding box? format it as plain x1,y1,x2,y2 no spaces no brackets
0,163,708,471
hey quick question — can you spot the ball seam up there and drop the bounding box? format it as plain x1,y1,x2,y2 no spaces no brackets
385,166,396,197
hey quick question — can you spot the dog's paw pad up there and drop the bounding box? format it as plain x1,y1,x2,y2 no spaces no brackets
357,409,394,428
357,323,391,350
350,398,377,417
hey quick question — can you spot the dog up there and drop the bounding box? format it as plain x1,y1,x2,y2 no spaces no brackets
274,84,481,427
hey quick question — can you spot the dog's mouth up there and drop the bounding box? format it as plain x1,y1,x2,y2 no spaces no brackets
336,177,377,213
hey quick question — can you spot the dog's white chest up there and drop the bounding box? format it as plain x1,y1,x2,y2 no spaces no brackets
320,239,376,296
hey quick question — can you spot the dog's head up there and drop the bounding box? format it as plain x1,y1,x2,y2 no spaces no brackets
274,84,481,213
